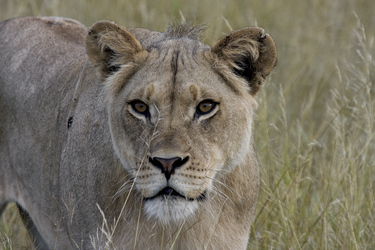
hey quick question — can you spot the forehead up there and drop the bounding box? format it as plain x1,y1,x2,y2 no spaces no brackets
126,38,231,101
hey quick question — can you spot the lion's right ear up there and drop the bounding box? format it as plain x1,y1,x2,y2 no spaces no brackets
86,21,147,81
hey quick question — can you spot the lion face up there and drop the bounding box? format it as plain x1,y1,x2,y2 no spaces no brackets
86,21,276,224
108,41,255,224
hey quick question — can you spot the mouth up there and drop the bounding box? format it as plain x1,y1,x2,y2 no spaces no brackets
144,187,207,202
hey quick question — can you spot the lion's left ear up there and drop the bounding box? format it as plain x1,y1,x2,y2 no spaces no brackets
211,27,277,95
86,21,147,81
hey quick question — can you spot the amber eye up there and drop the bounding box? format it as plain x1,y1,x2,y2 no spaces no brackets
130,100,149,115
196,100,217,115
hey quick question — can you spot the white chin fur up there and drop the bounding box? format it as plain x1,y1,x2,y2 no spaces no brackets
144,196,198,225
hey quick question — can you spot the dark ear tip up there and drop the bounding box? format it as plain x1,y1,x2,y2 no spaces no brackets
259,33,268,40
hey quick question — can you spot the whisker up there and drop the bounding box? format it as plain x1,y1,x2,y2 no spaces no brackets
113,178,136,199
203,177,238,204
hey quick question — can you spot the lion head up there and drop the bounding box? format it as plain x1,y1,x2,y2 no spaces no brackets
85,21,276,225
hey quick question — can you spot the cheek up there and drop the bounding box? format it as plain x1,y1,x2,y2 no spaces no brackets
208,106,253,167
203,107,243,142
109,104,152,172
123,116,155,158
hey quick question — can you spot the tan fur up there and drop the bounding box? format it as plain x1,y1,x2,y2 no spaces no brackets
0,17,276,249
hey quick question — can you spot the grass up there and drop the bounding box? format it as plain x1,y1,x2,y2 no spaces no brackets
1,0,374,249
0,204,32,249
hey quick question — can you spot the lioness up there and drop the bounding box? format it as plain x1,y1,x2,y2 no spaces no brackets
0,16,276,249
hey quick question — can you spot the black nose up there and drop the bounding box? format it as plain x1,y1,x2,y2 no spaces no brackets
149,156,189,180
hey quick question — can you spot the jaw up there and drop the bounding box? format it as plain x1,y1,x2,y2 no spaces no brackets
143,196,200,225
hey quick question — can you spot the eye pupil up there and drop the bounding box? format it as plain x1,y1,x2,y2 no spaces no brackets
135,103,146,112
197,100,216,114
131,101,148,114
200,102,212,112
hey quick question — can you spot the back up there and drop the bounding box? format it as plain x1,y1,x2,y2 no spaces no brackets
0,16,89,248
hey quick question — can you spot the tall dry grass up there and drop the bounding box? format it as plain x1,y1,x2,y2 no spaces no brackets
0,0,374,249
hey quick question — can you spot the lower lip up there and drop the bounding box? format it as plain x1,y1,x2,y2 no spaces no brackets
143,188,207,202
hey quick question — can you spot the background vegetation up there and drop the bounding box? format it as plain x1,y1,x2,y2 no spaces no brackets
1,0,374,249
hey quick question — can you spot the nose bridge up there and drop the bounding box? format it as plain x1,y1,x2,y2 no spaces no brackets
169,112,183,130
150,128,181,156
150,113,192,159
149,47,190,155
